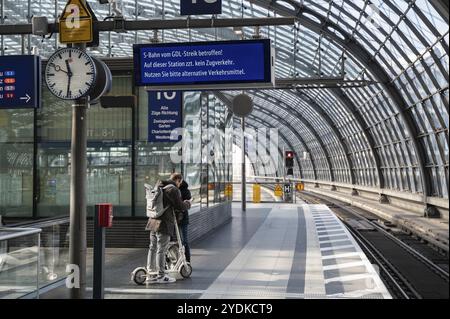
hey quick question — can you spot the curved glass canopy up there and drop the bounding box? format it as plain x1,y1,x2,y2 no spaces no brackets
1,0,448,198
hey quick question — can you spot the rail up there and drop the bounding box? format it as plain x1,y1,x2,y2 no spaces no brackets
298,191,449,299
249,176,449,218
7,217,70,229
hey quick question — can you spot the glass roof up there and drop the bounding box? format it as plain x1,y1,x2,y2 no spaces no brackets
0,0,448,198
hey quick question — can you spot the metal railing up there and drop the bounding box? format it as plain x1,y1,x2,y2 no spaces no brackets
0,227,41,299
1,217,70,299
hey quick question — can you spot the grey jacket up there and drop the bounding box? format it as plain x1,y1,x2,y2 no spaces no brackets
147,180,191,236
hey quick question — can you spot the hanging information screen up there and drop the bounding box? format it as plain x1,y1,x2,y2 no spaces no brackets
0,55,41,109
134,39,274,90
180,0,222,15
148,91,182,143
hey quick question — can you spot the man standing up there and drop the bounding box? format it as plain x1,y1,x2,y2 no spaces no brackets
146,173,191,283
178,180,192,264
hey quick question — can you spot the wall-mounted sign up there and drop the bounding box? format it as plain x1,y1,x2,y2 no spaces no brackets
134,39,275,90
180,0,222,16
148,91,182,143
59,0,93,44
0,55,41,109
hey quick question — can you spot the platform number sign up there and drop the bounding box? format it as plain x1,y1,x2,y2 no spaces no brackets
148,91,182,143
180,0,222,15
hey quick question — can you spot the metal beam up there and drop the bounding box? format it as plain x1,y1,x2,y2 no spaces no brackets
251,90,335,182
429,0,449,23
238,116,304,178
44,56,376,89
232,118,282,173
66,57,371,186
250,0,432,199
227,95,289,175
255,42,381,187
329,88,384,189
245,111,316,179
266,34,382,187
232,119,286,177
97,45,380,186
97,41,396,189
0,17,296,35
233,134,270,178
294,90,355,185
217,91,309,178
275,78,378,89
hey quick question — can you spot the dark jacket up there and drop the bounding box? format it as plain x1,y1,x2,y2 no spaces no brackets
147,180,191,236
178,180,192,226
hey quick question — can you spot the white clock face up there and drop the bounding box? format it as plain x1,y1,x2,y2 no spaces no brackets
45,48,96,100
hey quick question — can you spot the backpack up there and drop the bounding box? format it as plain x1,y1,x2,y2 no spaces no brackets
145,182,173,219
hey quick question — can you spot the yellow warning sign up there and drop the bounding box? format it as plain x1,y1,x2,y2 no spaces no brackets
59,0,93,44
274,184,283,197
253,184,261,203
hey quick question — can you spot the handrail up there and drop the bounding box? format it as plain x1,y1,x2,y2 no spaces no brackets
0,227,41,241
6,217,70,229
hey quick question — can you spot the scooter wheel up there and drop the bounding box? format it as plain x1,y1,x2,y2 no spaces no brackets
180,264,192,278
132,268,147,285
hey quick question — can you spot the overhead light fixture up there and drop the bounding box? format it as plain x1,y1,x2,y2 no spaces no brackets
233,27,243,35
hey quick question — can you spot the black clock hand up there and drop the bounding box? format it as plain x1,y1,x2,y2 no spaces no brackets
65,60,73,98
66,75,72,98
65,60,73,77
50,63,68,74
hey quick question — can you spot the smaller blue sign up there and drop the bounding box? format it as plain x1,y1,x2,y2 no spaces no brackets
0,55,41,109
148,91,183,143
181,0,222,15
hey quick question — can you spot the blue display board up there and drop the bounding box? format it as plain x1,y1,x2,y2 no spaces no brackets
0,55,41,109
148,91,182,143
134,39,273,88
180,0,222,15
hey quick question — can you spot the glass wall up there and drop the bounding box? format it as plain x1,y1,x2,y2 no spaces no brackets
134,88,233,217
0,109,34,217
182,92,203,208
35,74,133,218
0,62,232,219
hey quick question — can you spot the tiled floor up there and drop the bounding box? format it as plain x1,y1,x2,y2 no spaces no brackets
41,203,391,299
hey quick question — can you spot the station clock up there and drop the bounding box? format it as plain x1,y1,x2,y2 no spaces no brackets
45,47,97,100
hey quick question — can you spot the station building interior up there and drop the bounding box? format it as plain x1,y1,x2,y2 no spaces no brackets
0,0,448,300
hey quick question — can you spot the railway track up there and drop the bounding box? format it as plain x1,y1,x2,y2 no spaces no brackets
298,191,449,299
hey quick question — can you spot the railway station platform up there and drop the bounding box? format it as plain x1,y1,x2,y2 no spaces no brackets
0,0,448,303
40,203,391,299
306,188,449,253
